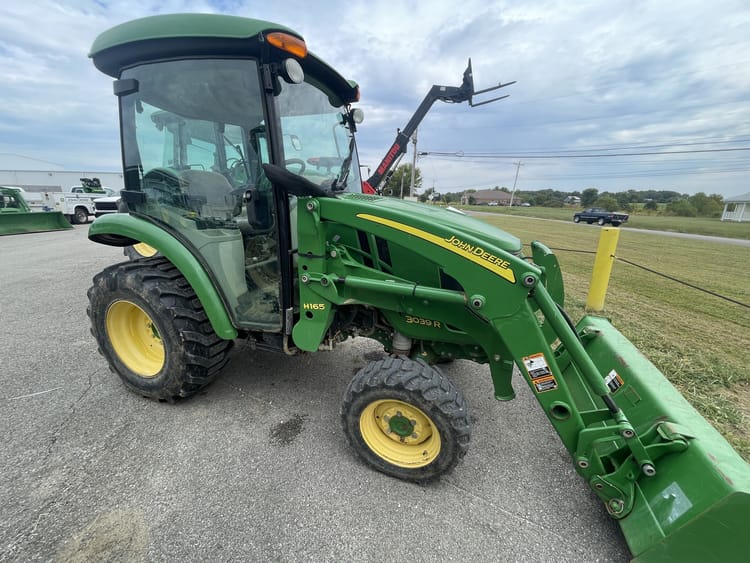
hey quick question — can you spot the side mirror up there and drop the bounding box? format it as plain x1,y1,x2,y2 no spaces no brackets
243,188,274,232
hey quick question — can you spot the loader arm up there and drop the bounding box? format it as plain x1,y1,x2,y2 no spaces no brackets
293,193,750,561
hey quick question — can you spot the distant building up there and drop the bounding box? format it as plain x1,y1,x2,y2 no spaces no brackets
0,154,123,193
461,189,520,206
721,192,750,222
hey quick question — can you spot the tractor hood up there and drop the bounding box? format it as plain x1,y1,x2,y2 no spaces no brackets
338,194,522,255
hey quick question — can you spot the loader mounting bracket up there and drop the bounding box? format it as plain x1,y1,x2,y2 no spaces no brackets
581,422,690,518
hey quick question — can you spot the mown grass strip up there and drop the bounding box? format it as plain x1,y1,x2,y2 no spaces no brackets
463,205,750,239
478,213,750,459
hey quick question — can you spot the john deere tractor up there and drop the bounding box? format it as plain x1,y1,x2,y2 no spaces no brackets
87,14,749,561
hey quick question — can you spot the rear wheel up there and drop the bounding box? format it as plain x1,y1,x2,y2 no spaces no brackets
87,257,233,400
124,243,159,261
73,207,89,224
341,357,471,482
573,216,581,223
597,217,606,226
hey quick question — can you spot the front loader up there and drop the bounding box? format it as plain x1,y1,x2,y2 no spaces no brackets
87,14,750,561
0,186,73,235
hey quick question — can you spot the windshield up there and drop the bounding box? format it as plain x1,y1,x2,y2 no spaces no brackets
276,80,362,193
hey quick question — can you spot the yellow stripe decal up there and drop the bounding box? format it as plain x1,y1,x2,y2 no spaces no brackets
357,213,516,284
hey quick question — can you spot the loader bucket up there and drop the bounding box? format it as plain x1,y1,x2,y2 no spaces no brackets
0,211,73,236
572,315,750,562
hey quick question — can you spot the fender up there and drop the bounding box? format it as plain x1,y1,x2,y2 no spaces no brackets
89,214,238,340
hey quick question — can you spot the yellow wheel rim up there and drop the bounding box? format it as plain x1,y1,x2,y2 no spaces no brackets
133,242,158,258
106,300,165,377
360,399,441,468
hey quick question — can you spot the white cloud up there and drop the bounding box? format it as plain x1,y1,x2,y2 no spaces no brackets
0,0,748,195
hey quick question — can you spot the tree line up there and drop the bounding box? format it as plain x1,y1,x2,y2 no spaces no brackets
380,164,726,218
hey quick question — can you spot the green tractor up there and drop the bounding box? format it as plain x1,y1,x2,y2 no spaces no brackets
87,14,749,561
0,186,73,235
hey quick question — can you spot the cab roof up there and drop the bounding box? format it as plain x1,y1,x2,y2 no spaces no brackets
90,13,359,106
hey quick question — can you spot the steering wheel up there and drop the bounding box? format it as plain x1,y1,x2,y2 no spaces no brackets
225,158,248,184
284,158,306,175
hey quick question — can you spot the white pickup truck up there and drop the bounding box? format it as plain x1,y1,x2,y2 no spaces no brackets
52,181,116,224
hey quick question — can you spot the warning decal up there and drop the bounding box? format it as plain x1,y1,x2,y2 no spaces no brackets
522,353,558,393
605,370,624,393
534,376,558,393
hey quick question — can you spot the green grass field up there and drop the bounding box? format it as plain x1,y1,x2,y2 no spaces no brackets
474,212,750,459
462,205,750,239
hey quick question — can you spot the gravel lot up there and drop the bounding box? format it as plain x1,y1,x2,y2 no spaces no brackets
1,224,630,562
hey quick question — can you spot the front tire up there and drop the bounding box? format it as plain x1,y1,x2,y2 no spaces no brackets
73,207,88,224
87,257,233,401
341,357,471,483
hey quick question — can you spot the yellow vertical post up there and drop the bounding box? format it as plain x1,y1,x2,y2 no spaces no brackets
586,227,620,312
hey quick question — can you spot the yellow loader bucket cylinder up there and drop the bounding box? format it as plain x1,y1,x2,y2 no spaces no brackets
571,315,750,561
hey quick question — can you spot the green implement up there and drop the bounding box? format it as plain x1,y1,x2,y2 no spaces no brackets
0,187,73,235
571,316,750,561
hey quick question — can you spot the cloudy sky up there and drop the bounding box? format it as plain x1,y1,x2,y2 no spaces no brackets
1,0,749,197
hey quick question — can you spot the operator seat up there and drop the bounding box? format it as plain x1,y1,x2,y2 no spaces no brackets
180,169,235,218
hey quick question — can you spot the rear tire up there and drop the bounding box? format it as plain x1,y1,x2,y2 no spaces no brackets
341,357,471,482
73,207,88,224
124,243,160,261
573,216,581,223
87,257,233,401
597,217,606,226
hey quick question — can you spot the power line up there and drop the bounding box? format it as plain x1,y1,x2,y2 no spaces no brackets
420,146,750,159
461,137,750,155
521,167,750,181
429,134,750,155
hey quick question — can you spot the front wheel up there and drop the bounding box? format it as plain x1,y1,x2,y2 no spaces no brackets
87,257,233,401
341,357,471,482
73,207,89,224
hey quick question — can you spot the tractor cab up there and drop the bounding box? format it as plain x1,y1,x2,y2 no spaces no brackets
90,14,363,333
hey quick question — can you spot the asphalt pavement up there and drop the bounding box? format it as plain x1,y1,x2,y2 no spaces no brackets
1,224,630,562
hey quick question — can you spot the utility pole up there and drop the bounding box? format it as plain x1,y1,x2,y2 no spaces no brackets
509,160,522,207
409,128,418,198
